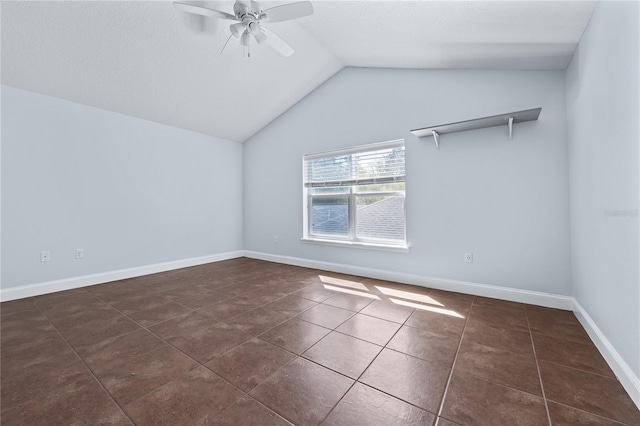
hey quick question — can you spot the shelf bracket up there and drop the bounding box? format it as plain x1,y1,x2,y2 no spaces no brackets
508,116,514,140
432,130,440,149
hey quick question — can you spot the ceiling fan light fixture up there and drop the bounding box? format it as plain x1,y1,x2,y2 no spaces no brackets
254,29,267,44
247,21,261,35
230,22,244,38
240,31,250,46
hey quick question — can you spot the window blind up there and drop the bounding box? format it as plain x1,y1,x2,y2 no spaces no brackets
303,140,405,188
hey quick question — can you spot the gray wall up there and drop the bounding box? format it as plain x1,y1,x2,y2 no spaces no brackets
1,86,243,288
244,68,572,295
566,1,640,377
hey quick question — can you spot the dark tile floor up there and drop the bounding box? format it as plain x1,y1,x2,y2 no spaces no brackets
1,258,638,425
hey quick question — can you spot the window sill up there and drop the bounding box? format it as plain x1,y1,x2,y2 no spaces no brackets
301,238,410,253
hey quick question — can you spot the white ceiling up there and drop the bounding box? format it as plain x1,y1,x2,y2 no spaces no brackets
1,1,596,142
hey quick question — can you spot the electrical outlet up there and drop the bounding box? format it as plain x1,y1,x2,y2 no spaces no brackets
75,249,84,259
465,252,473,263
40,251,50,262
273,235,279,243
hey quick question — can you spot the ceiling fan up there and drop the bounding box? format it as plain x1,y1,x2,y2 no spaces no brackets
173,1,314,57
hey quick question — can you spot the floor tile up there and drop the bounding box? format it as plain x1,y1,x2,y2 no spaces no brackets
371,282,434,304
454,340,542,396
124,366,242,426
547,401,624,426
62,315,141,351
1,356,91,409
539,361,640,425
0,320,60,348
1,311,51,332
79,329,167,374
97,345,197,405
97,289,153,305
533,334,614,377
264,295,318,317
462,318,533,356
206,338,295,392
39,298,113,320
436,418,461,426
293,284,336,302
527,306,592,344
250,357,353,426
427,291,474,313
1,335,75,375
245,288,294,305
148,311,215,340
2,259,635,426
176,290,233,309
259,318,331,354
128,302,193,327
197,299,260,321
225,307,290,336
34,290,98,312
1,377,130,426
360,348,450,413
296,303,354,329
323,382,436,426
359,299,415,323
405,308,466,339
167,321,252,363
429,289,474,303
467,304,529,332
155,285,211,299
111,293,180,315
441,371,548,426
0,299,39,317
387,326,459,368
472,296,527,312
212,396,291,426
323,293,374,312
336,313,402,346
268,281,312,297
49,305,123,331
302,332,382,379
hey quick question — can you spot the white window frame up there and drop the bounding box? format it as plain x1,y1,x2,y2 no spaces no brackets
302,140,408,252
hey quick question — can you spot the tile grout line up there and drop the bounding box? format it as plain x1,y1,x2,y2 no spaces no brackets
12,268,508,426
316,301,419,424
434,295,475,423
29,299,136,425
94,283,353,425
247,298,381,425
525,307,553,426
96,294,294,424
547,400,631,426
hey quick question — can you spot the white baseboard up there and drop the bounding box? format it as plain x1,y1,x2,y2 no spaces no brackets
0,251,244,302
243,250,574,310
573,300,640,409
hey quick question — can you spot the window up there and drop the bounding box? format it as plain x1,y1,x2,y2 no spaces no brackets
303,140,406,248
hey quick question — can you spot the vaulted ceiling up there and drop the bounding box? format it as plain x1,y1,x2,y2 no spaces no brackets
1,1,596,142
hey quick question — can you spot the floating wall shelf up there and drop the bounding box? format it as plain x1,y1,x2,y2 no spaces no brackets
410,107,542,149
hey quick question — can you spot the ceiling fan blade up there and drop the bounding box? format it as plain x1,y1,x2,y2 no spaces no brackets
262,27,294,57
250,1,262,14
235,1,255,13
262,1,313,23
173,2,237,20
